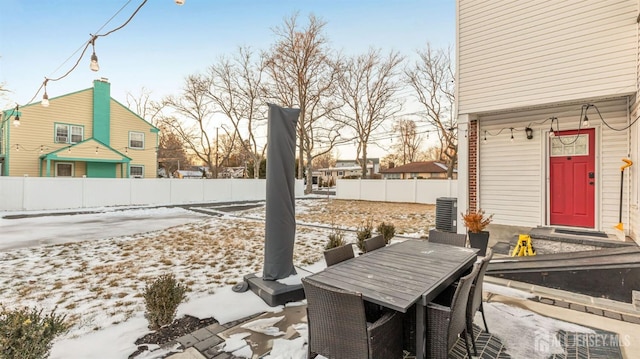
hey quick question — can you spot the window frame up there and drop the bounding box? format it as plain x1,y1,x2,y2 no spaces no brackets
130,165,144,178
129,131,145,149
54,123,84,144
55,162,74,177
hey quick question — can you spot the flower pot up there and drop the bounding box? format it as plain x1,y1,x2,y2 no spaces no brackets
468,231,490,256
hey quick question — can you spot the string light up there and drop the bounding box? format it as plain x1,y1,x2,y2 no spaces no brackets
89,36,100,72
483,131,487,144
548,117,556,138
510,128,514,142
582,104,591,128
41,79,50,107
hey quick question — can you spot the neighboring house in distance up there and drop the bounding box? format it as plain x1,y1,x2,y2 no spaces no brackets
318,158,380,181
379,161,456,179
456,1,639,242
0,78,159,178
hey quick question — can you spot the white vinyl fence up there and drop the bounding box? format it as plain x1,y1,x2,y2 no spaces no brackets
0,177,304,212
336,178,457,204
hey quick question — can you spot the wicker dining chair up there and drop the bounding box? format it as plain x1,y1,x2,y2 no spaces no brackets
467,248,494,355
323,244,354,267
364,234,386,252
427,262,480,359
302,277,403,359
428,229,468,247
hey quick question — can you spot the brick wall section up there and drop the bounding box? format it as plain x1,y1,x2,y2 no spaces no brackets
468,119,478,211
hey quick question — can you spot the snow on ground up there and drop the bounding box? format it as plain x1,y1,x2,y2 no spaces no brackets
1,197,600,359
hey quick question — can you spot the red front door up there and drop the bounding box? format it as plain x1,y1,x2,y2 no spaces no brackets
549,128,595,227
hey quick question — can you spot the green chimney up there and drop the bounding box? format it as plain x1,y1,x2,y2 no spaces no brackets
93,78,111,144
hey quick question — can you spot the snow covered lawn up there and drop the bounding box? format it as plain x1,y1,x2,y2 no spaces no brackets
0,198,435,357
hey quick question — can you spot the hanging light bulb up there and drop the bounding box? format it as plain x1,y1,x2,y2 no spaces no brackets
95,146,99,154
41,92,50,107
41,79,50,107
510,128,514,142
90,37,100,72
40,145,44,154
548,118,555,138
12,105,20,127
15,144,19,151
483,131,487,144
582,114,589,128
125,147,129,154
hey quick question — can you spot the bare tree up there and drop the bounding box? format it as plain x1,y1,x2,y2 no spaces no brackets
162,74,217,176
334,48,404,178
265,13,342,193
125,88,165,127
392,119,422,165
206,47,267,179
157,129,191,176
405,44,457,178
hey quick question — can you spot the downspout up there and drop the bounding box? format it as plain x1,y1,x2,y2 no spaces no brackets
627,95,632,237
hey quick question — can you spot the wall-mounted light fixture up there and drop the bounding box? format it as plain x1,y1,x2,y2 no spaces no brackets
525,127,533,140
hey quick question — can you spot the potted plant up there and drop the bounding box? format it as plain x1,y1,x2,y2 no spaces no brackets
462,208,493,256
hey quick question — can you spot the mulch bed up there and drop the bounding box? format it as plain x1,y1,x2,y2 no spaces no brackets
129,315,217,358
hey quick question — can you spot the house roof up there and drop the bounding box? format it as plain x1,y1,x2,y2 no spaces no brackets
41,138,131,163
379,161,450,174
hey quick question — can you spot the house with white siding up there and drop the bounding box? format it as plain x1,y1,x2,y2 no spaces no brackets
456,0,640,244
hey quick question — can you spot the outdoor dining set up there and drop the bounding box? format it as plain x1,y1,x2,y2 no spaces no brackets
302,230,494,359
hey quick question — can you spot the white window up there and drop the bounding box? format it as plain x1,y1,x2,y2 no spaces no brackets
129,132,144,149
130,165,144,178
550,134,588,157
56,163,73,177
55,124,83,144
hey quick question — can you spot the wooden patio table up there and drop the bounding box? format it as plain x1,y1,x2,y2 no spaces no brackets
306,239,478,359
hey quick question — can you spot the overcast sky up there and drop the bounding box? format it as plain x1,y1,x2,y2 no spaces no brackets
0,0,455,159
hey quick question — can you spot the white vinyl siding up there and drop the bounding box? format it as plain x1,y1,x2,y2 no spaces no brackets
457,0,637,114
477,97,630,233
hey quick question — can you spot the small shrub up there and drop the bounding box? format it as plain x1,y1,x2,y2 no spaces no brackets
376,222,396,244
355,219,374,252
0,306,69,359
325,226,346,250
143,274,187,330
461,209,494,233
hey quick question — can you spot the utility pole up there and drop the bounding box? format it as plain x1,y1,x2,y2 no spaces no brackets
215,127,219,179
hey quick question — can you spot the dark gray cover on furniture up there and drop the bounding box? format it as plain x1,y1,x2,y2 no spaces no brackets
263,104,300,280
